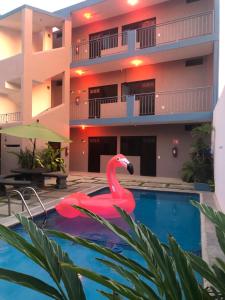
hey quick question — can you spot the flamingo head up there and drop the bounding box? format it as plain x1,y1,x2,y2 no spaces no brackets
112,154,134,175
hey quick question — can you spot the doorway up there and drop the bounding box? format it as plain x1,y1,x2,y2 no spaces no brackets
89,27,118,59
122,18,156,48
89,84,118,118
121,79,155,115
120,136,156,176
88,136,117,172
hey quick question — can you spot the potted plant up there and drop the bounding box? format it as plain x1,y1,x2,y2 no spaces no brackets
35,144,66,173
181,123,214,191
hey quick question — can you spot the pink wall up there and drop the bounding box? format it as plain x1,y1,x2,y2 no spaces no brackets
70,55,213,117
70,124,193,178
0,94,19,114
0,27,21,60
72,0,213,45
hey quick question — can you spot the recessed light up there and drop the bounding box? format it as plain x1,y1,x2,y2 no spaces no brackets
131,59,142,66
128,0,138,5
84,12,92,19
75,69,85,76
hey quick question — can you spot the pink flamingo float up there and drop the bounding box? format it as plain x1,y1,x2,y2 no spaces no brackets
55,154,136,219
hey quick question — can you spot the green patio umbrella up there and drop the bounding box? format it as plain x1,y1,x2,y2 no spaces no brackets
0,120,71,167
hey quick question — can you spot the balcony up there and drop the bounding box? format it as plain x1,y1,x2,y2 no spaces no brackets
0,112,21,125
71,11,214,64
70,86,213,126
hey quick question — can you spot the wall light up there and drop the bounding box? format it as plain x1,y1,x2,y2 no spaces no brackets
131,59,142,67
128,0,138,5
81,125,86,130
84,12,92,19
75,69,85,76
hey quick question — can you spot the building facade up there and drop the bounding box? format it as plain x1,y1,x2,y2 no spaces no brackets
0,0,219,178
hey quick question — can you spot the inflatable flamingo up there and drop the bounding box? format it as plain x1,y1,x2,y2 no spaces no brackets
55,154,135,219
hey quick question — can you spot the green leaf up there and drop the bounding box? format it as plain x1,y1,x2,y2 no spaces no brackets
17,215,62,283
61,252,86,300
97,258,160,300
0,224,46,270
70,205,181,299
48,230,154,281
99,290,124,300
0,268,62,299
17,215,86,300
191,202,225,231
168,236,203,300
62,263,147,300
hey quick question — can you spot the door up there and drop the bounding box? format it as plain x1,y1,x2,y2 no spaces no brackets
122,18,156,48
89,28,118,59
88,137,117,172
120,136,156,176
89,84,118,118
121,79,155,115
140,136,157,176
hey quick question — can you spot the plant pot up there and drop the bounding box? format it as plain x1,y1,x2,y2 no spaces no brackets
194,182,211,191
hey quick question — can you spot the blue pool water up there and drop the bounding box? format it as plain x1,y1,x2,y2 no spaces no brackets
0,189,200,299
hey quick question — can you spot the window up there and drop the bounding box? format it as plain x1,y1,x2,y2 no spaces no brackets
185,57,204,67
186,0,200,3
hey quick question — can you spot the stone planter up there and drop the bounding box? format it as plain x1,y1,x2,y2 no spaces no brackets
194,182,211,191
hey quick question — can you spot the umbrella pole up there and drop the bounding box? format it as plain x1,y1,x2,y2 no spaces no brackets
32,138,36,168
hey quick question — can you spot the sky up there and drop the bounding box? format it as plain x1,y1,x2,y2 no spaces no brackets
0,0,84,14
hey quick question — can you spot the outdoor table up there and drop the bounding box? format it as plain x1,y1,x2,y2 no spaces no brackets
11,168,49,188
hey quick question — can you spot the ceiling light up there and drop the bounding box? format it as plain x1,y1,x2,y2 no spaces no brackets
52,27,60,32
131,59,142,67
75,69,85,76
84,12,92,19
128,0,138,5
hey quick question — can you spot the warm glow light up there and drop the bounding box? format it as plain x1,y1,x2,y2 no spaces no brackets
127,0,138,5
131,59,142,67
81,125,86,130
84,12,92,19
75,69,85,76
52,27,60,32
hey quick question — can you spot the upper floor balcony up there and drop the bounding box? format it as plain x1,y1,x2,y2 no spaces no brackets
71,11,214,67
70,86,213,126
0,112,21,125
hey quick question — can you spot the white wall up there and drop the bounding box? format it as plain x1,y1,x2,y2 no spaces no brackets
213,0,225,211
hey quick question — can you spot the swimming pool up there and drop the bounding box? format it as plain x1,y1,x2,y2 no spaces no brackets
0,188,200,299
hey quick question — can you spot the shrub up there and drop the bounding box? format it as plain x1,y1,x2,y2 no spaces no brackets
182,123,213,183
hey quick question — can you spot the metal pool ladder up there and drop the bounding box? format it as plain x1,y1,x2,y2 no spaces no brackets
7,187,47,224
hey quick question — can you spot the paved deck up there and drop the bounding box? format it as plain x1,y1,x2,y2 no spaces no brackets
0,172,223,267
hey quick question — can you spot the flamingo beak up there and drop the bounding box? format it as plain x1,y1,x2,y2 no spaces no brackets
127,163,134,175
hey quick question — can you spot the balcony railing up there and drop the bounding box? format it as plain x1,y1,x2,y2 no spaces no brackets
136,11,213,49
134,86,212,116
72,11,214,62
70,86,212,121
0,112,21,124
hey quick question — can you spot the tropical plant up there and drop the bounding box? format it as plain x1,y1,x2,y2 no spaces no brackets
36,144,66,172
181,123,213,183
0,214,86,300
0,203,225,299
9,148,37,169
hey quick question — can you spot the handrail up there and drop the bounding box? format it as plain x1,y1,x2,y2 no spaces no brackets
138,10,214,30
0,112,21,124
7,190,33,218
22,187,47,219
89,96,118,101
134,86,213,97
7,187,47,222
72,11,214,47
